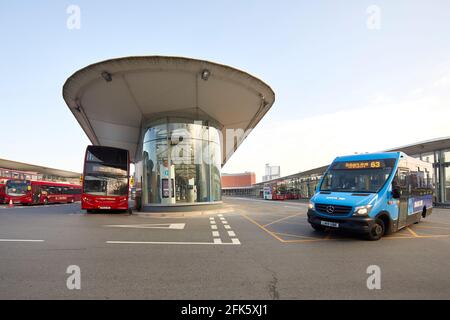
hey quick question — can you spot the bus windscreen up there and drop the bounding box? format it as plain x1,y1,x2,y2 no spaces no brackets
83,147,128,197
6,180,29,196
320,159,396,193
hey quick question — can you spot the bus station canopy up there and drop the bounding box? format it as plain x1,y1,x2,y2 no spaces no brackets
63,56,275,164
0,158,80,178
386,136,450,155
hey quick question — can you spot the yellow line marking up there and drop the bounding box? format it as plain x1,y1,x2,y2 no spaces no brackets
239,210,450,243
239,211,286,243
385,234,450,240
272,232,319,239
415,225,450,230
262,213,305,227
390,232,412,237
282,238,333,243
406,227,420,237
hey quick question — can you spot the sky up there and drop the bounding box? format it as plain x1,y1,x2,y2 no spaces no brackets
1,1,450,181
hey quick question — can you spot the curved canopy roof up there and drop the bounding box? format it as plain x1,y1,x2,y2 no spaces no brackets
385,136,450,156
63,56,275,164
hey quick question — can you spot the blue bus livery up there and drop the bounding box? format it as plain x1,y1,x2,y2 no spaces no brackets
307,152,434,240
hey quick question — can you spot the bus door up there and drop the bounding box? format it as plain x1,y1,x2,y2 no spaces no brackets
32,184,41,204
397,168,410,229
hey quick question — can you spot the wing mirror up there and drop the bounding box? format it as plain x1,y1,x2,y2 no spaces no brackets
392,187,401,199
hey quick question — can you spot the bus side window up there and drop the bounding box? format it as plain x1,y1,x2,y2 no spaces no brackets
397,169,410,196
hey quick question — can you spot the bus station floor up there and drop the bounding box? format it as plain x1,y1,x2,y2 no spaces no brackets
1,197,450,299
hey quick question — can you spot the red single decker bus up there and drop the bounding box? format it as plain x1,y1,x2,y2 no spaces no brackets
82,145,130,212
3,179,81,205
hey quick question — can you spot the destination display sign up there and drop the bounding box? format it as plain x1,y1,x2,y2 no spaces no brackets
332,159,395,170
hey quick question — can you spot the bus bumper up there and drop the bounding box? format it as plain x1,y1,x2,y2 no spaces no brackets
307,209,374,234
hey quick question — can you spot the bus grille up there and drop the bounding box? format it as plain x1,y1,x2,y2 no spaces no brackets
315,203,352,216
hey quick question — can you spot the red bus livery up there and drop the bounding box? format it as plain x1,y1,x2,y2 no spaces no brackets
3,180,81,205
0,183,5,204
82,146,130,212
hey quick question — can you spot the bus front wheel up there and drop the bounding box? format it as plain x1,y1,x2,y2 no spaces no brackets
366,219,385,241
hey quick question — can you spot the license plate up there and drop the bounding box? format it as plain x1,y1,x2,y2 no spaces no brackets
321,220,339,228
99,206,111,209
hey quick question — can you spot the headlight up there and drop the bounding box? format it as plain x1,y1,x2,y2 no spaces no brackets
308,201,314,209
354,205,372,216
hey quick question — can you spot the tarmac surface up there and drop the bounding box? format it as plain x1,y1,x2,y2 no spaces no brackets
1,197,450,299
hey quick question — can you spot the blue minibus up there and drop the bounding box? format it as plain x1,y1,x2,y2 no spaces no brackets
307,152,434,240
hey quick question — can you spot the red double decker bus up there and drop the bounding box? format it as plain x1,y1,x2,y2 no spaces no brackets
82,146,130,212
2,179,81,205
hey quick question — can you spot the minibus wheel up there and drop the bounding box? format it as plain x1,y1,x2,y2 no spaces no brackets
366,219,385,241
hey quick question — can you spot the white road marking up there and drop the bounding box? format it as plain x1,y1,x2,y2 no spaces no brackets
218,214,224,217
103,223,185,230
212,231,220,237
107,240,240,245
228,231,236,237
219,217,226,221
0,239,44,242
211,225,217,230
224,225,231,230
231,238,241,245
213,238,222,244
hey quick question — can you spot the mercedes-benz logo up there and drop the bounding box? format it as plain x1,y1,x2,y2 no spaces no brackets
326,205,335,214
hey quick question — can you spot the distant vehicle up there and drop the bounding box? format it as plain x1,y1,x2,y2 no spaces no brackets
82,145,130,212
285,188,300,200
263,185,285,200
263,186,272,200
2,179,81,205
308,152,434,240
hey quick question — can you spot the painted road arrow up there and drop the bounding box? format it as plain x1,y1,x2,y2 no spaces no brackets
103,223,185,230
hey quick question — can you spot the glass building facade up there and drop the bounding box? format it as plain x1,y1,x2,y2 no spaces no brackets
414,149,450,204
137,118,222,206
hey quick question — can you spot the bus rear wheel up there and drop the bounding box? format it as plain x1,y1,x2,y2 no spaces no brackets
366,219,385,241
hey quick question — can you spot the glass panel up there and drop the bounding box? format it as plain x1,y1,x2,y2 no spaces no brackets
142,120,222,204
421,152,435,164
445,165,450,203
443,150,450,163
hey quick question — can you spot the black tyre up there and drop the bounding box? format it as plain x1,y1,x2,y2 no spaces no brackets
366,219,385,241
311,224,326,232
